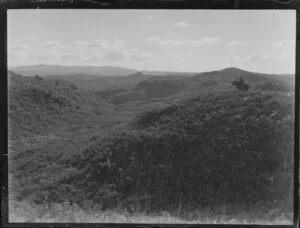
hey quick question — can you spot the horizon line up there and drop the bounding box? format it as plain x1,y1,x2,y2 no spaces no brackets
7,64,295,76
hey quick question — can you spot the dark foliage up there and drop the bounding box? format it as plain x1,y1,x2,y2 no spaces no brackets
97,88,127,99
11,90,294,215
134,79,180,99
111,90,146,105
200,80,219,88
255,80,293,92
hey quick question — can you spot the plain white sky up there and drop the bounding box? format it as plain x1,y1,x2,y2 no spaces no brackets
7,10,296,74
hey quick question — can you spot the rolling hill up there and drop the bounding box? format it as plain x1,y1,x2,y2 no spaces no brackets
10,89,294,219
96,68,295,104
7,70,134,152
8,67,295,223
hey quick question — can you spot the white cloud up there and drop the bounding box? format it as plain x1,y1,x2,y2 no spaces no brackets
24,36,38,41
61,52,81,62
29,52,56,60
143,37,160,43
227,40,246,47
159,40,187,46
227,53,284,63
69,40,123,50
171,54,191,63
158,37,222,47
41,41,61,48
226,55,245,63
7,53,20,65
272,40,295,48
128,52,153,62
69,41,90,48
84,54,101,62
194,37,222,46
145,16,153,21
86,40,108,48
112,40,125,49
10,45,29,51
102,49,129,62
174,21,190,28
85,48,153,63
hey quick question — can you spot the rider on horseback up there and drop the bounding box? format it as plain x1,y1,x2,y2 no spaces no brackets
232,76,249,91
239,76,244,85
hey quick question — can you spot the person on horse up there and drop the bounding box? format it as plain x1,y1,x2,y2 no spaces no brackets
239,76,244,86
232,76,249,92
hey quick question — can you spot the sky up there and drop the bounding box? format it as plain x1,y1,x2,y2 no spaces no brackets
7,10,296,74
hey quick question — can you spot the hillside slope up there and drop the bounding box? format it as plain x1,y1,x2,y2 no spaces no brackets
8,71,113,139
10,90,294,217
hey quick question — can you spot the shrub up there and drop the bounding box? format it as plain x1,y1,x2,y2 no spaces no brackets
11,91,294,214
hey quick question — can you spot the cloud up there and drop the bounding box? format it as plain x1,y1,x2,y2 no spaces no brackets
143,37,160,44
41,41,61,48
102,49,129,62
226,55,245,63
84,54,101,62
171,53,191,63
8,53,20,62
157,37,222,47
272,40,295,48
159,40,187,46
69,40,123,50
174,21,190,28
128,52,153,62
227,53,284,63
227,40,246,47
86,40,108,48
85,48,153,63
29,52,56,60
61,53,81,62
112,40,125,49
10,45,29,51
145,16,153,21
171,54,184,62
194,37,222,46
69,41,90,48
24,36,38,41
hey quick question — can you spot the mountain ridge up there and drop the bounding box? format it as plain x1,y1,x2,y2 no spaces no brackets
10,64,295,78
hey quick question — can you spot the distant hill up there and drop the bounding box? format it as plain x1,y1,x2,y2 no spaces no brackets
10,64,137,77
10,66,295,104
100,76,181,105
99,68,294,104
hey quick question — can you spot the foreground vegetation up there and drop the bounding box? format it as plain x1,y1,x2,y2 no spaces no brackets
8,70,295,223
9,200,292,224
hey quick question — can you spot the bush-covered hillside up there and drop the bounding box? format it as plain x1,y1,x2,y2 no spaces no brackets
134,79,180,99
255,80,294,92
8,71,112,139
10,90,294,217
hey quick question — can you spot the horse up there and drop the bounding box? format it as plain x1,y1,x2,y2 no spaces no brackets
232,80,249,91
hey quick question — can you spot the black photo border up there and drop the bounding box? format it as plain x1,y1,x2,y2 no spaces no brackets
0,1,299,227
